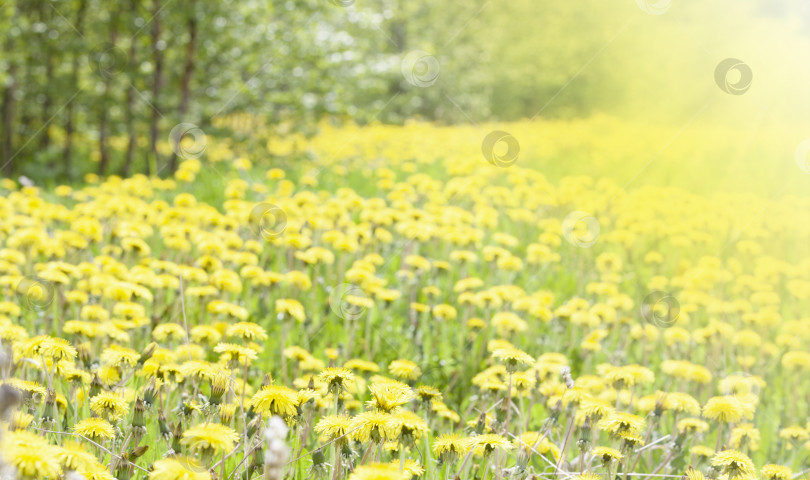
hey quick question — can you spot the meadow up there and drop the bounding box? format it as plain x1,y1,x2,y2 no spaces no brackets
2,115,810,480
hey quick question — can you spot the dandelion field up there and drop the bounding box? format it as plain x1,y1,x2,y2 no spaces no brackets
3,116,810,480
4,0,810,478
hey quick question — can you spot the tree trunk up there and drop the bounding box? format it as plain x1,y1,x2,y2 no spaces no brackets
37,1,54,153
388,4,407,98
168,0,197,174
123,0,139,177
1,4,21,177
41,53,54,151
99,9,121,176
63,0,88,178
1,62,17,178
19,4,40,154
148,0,164,176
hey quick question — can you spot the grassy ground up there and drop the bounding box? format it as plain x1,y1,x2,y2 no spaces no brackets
1,118,810,480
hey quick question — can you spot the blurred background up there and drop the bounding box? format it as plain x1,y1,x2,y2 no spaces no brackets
1,0,809,195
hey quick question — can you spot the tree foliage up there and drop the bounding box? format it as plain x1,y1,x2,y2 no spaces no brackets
1,0,809,180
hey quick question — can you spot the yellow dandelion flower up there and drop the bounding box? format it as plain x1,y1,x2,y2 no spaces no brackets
351,411,394,443
276,298,306,322
691,445,715,459
213,342,258,366
89,391,129,421
598,411,646,436
190,325,222,345
468,433,513,456
149,457,211,480
492,347,534,370
592,446,623,464
415,385,442,404
315,414,353,444
181,423,239,454
344,359,380,373
73,417,116,441
251,385,298,418
731,423,760,451
762,464,792,480
513,431,560,460
348,463,408,480
367,381,414,413
388,359,422,381
433,433,467,460
319,367,356,393
56,440,98,472
703,396,748,423
225,321,268,342
386,410,428,444
684,466,706,480
3,443,62,479
678,418,710,435
711,450,755,480
100,344,141,368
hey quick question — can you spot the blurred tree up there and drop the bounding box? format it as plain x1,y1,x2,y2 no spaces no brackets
0,0,809,181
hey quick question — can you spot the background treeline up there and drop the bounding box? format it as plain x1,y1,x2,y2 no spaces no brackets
1,0,810,181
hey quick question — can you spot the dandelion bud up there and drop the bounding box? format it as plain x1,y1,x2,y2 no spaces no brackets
340,444,355,468
544,400,562,429
560,366,574,389
578,418,592,453
132,398,146,431
474,411,487,434
138,342,157,366
671,433,685,453
142,380,157,409
247,415,263,439
309,449,328,478
654,397,666,418
219,403,236,424
77,342,92,369
170,422,183,453
42,390,58,423
513,450,530,473
89,374,103,398
129,446,149,459
158,412,171,440
263,416,290,480
114,463,132,480
209,379,226,405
